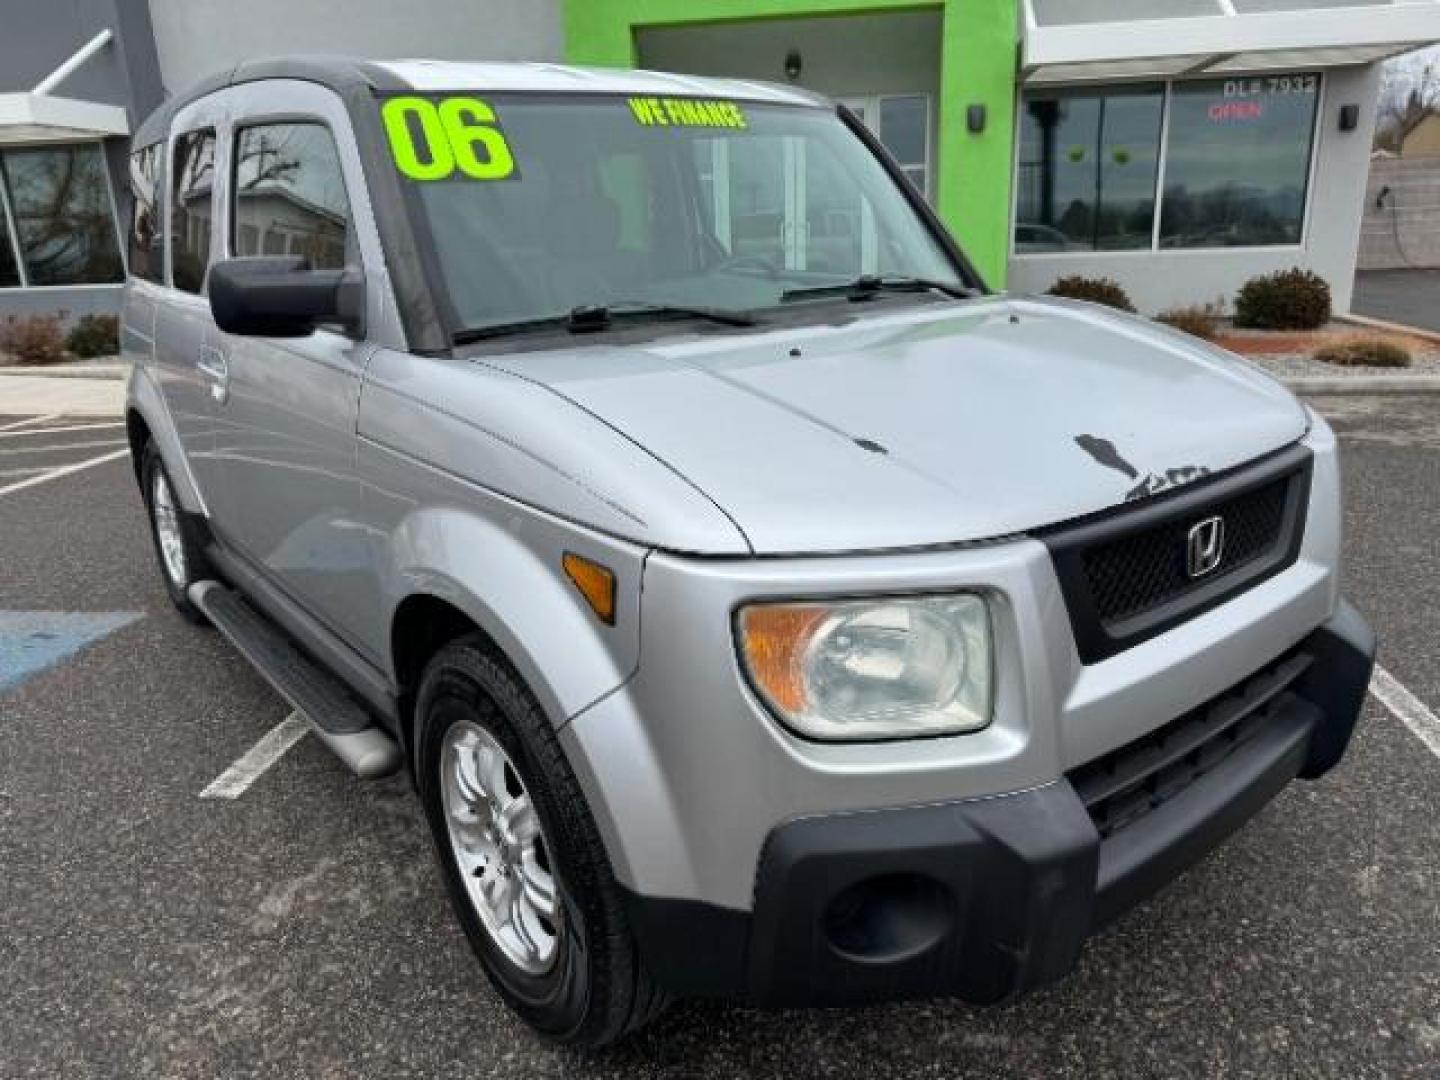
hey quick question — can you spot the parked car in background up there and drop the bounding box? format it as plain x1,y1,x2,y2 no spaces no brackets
1013,221,1073,252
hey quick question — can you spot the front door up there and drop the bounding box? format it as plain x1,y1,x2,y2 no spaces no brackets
204,86,380,655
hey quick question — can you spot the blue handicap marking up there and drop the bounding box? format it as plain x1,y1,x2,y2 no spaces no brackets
0,611,143,694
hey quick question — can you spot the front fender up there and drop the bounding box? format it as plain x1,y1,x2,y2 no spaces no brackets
126,364,209,516
380,503,646,730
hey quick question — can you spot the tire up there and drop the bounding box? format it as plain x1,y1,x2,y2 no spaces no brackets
416,637,669,1047
140,441,212,624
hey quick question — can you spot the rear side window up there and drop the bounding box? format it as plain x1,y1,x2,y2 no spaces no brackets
232,123,353,270
128,144,162,283
170,128,216,294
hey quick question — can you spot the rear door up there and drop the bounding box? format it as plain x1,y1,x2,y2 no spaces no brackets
119,143,164,373
152,103,224,502
204,80,383,655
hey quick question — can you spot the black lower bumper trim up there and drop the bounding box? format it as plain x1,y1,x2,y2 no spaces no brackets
1091,695,1315,927
621,600,1376,1008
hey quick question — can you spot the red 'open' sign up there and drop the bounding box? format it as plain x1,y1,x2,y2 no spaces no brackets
1208,100,1264,122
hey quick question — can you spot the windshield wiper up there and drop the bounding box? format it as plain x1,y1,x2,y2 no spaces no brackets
781,274,976,304
453,301,756,345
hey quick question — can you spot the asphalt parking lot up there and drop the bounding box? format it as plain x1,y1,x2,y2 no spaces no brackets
1,395,1438,1079
1352,270,1440,335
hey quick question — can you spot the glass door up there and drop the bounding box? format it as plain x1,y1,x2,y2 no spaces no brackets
839,94,932,201
699,134,807,271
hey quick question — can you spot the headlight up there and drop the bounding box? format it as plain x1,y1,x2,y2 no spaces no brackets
736,594,993,741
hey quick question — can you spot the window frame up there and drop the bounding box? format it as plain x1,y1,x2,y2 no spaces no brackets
226,115,360,273
1009,71,1326,260
167,125,219,295
0,139,128,291
127,142,165,285
0,153,24,289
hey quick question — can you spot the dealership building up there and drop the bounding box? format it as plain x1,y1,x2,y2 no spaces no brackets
2,0,1438,325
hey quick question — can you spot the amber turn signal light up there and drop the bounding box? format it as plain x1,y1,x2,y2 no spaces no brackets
737,603,829,714
563,552,617,625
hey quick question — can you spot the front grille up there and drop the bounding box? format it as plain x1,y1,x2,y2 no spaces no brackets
1039,444,1313,664
1083,476,1290,625
1069,651,1312,839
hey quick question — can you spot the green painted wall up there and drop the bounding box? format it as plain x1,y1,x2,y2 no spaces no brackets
562,0,1017,286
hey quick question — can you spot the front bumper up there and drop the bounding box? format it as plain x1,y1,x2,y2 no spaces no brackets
620,600,1374,1007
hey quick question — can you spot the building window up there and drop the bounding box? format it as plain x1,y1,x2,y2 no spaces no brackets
128,144,163,284
1014,73,1321,255
1160,75,1320,249
841,95,933,200
233,123,353,271
170,128,215,294
879,96,930,197
0,143,124,286
1016,86,1163,252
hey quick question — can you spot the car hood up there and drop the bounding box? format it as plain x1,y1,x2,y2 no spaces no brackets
480,296,1308,555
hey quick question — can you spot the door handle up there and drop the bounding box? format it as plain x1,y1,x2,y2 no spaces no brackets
197,345,229,403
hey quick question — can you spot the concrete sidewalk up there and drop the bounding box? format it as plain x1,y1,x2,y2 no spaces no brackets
0,373,125,417
0,361,130,380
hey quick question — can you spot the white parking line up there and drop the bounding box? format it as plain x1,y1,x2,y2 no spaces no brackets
0,413,60,432
0,448,129,498
0,438,126,455
0,466,58,480
200,713,311,799
1371,665,1440,760
0,421,125,439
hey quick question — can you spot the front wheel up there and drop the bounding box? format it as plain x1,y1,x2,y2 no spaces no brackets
140,442,211,624
416,638,668,1046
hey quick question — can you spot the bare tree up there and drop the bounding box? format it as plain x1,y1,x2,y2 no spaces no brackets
1377,50,1440,152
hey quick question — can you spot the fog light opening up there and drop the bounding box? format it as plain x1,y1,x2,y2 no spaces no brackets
821,873,952,964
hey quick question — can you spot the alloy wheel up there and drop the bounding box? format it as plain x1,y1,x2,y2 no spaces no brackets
440,720,562,975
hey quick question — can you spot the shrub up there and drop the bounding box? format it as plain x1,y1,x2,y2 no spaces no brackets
1156,301,1224,341
1046,275,1136,313
0,314,67,366
65,313,120,358
1233,268,1331,330
1313,336,1412,368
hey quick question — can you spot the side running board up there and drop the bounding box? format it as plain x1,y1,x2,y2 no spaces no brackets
189,580,402,779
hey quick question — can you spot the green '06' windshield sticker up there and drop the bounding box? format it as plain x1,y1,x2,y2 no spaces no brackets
382,96,516,180
628,97,747,129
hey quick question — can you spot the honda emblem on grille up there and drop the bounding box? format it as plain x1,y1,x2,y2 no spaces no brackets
1186,516,1226,578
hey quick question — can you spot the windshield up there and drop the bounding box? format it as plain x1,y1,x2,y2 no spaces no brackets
381,94,966,333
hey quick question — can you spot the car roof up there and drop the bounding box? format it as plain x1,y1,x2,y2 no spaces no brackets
374,60,828,107
133,55,828,148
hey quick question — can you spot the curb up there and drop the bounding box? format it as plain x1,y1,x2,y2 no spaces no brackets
1282,376,1440,394
0,363,129,381
1339,313,1440,345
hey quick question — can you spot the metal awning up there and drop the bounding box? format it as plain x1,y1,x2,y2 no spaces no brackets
0,29,128,144
0,93,128,144
1021,0,1440,84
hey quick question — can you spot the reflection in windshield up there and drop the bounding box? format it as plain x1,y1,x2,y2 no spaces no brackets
405,97,963,331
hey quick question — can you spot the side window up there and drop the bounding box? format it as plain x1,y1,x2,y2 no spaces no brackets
128,144,162,283
232,123,353,271
170,128,216,294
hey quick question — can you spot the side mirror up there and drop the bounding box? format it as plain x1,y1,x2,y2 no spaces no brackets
208,256,365,338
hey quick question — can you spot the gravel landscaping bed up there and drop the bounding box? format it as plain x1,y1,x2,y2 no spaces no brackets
1246,350,1440,379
